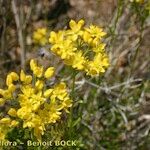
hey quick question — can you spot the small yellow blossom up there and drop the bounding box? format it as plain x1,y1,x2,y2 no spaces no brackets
30,59,37,71
6,72,19,86
30,59,44,78
49,31,65,44
34,125,45,142
58,97,72,113
35,80,44,90
66,51,86,70
8,108,17,117
8,84,16,93
0,89,12,99
17,107,32,120
33,28,48,46
85,53,109,76
20,70,32,84
44,89,53,98
69,19,84,34
44,67,54,79
0,118,11,124
10,120,19,127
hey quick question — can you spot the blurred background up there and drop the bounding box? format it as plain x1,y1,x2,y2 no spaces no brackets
0,0,150,149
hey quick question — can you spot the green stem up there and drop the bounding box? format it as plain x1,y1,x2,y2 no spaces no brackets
110,0,124,38
71,71,76,98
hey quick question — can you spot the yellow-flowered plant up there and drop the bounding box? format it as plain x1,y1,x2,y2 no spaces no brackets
0,59,72,141
33,28,48,46
49,20,109,76
130,0,150,18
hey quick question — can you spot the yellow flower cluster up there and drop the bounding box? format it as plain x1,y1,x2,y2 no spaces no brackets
33,28,48,46
0,59,72,141
49,19,109,76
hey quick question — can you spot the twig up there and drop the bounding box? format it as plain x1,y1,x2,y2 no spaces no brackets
11,0,25,69
83,78,142,92
81,120,93,132
0,0,6,52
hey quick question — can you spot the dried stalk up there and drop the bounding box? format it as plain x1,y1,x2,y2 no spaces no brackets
11,0,25,69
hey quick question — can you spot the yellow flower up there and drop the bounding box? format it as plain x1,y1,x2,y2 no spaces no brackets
58,97,72,113
10,120,19,127
19,86,45,112
65,51,86,70
41,103,61,124
69,19,84,34
30,59,37,71
85,25,106,38
0,89,12,99
84,25,106,46
20,70,32,84
82,31,93,44
30,59,44,78
6,72,19,86
51,82,72,113
44,67,54,79
49,31,64,44
35,67,44,78
0,84,16,100
33,28,48,46
35,80,44,90
17,107,32,120
0,118,11,124
8,84,16,93
44,89,53,98
8,108,17,117
20,85,34,98
34,125,45,142
85,53,109,76
51,39,76,60
93,43,106,53
53,82,66,93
